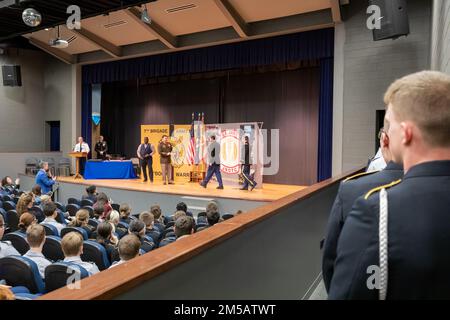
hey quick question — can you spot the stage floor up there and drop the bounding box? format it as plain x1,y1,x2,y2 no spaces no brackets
55,176,305,202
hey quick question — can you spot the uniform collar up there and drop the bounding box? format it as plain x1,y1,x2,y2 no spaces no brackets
64,256,82,263
404,160,450,180
384,161,403,171
25,250,45,258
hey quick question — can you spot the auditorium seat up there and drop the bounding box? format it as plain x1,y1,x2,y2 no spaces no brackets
41,223,59,236
45,262,89,292
196,226,208,232
80,199,94,207
0,256,45,294
0,207,6,221
88,218,99,229
66,203,80,217
30,206,45,223
54,201,66,213
161,227,174,239
111,203,120,212
55,210,67,225
221,213,234,220
3,232,29,255
3,201,16,211
83,206,94,218
2,195,14,202
60,227,88,240
42,236,64,262
67,198,81,206
163,231,176,239
81,240,111,270
5,210,19,232
117,221,129,230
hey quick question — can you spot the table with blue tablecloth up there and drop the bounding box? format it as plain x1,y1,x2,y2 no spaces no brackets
83,160,137,179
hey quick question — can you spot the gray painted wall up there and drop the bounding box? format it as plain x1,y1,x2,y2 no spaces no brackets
0,152,62,179
0,49,47,152
334,0,432,172
431,0,450,74
0,50,74,156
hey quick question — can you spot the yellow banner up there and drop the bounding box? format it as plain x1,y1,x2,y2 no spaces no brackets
172,125,192,183
141,125,169,182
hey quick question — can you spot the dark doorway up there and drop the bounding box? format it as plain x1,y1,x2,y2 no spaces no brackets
46,121,60,152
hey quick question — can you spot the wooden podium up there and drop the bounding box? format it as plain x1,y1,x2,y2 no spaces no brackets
69,152,88,179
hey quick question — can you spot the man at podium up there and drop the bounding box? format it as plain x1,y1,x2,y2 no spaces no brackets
73,137,90,175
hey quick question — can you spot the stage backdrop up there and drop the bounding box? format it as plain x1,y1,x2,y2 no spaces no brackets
140,123,263,188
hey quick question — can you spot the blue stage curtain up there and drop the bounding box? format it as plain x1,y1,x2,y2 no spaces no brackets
82,28,334,84
318,57,334,182
81,83,92,156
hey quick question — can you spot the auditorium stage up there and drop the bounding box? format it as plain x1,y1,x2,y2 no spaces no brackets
54,176,305,202
19,174,305,215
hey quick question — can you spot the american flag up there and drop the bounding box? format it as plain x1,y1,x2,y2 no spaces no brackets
186,114,195,165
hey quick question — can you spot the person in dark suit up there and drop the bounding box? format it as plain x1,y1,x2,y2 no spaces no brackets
94,136,108,160
137,137,155,182
322,127,403,292
329,71,450,300
200,135,224,189
240,136,257,191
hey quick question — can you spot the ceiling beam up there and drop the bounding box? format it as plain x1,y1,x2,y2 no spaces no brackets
212,0,249,38
28,37,77,64
123,7,177,49
72,28,122,58
330,0,342,23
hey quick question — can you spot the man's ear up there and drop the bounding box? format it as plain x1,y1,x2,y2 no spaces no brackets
400,122,413,146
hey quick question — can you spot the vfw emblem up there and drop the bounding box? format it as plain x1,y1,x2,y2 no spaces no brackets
220,130,240,174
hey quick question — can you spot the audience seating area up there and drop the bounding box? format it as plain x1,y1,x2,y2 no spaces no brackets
0,180,235,298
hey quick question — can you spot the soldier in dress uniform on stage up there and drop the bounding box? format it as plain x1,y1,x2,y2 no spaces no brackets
240,136,257,191
94,136,108,160
328,71,450,300
322,127,403,292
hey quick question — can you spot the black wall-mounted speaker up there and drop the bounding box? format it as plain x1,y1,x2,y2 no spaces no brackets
2,65,22,87
370,0,410,41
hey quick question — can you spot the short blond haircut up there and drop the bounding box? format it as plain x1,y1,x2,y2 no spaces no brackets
139,211,154,226
384,71,450,147
61,232,83,257
26,224,45,248
173,210,186,222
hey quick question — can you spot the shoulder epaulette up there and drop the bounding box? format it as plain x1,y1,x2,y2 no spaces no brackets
364,179,402,200
344,170,380,182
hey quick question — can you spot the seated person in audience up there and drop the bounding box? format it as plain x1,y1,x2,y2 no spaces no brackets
61,232,99,276
0,215,20,258
150,205,165,232
39,195,52,206
16,192,34,217
68,209,95,238
96,222,118,264
106,210,127,238
82,185,98,203
206,202,221,226
128,220,155,253
109,235,141,268
23,224,51,279
94,192,112,220
93,203,104,220
1,176,20,192
174,216,195,241
42,201,64,235
0,285,14,300
139,211,161,244
17,212,37,234
31,185,42,205
119,203,133,225
176,202,193,217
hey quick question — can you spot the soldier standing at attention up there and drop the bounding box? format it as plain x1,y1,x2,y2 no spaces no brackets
158,135,174,185
329,71,450,300
95,135,108,160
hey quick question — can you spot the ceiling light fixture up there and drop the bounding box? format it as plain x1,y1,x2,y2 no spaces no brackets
141,4,151,24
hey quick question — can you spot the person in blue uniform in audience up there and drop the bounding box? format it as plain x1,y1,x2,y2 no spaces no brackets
35,162,56,195
41,201,65,235
322,126,404,292
61,232,99,276
329,71,450,300
23,225,51,279
109,235,141,268
0,215,20,258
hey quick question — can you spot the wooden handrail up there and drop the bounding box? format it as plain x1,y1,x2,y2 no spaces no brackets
39,166,365,300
